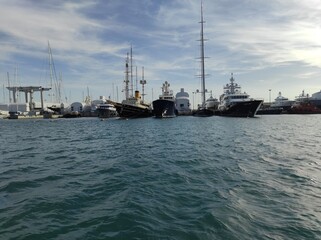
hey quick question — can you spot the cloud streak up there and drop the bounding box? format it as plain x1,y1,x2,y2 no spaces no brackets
0,0,320,103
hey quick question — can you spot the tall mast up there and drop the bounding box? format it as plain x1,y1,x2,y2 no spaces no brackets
2,83,5,103
124,53,130,100
135,66,138,91
130,45,134,97
7,72,11,103
48,41,59,103
200,0,206,107
59,72,62,103
48,41,53,102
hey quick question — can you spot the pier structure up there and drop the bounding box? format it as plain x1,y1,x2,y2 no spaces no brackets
6,86,51,111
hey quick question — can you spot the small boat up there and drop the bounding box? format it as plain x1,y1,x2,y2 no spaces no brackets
8,111,19,119
193,107,214,117
62,111,81,118
42,109,54,119
216,73,263,117
0,111,9,119
152,81,176,118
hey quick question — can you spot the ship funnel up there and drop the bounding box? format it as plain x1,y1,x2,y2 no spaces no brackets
135,90,141,99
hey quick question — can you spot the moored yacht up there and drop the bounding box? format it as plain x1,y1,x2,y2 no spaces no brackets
152,81,176,118
205,92,219,111
216,73,263,117
175,88,191,115
114,50,152,118
193,2,213,117
97,102,118,118
270,92,294,111
114,91,152,118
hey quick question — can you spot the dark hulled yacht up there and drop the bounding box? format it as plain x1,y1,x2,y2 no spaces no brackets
216,73,263,117
152,81,176,118
114,50,152,119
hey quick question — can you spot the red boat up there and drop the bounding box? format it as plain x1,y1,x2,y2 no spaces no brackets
287,102,321,114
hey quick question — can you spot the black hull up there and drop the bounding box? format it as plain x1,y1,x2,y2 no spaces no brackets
63,112,81,118
256,107,283,115
216,100,262,117
152,99,176,118
48,106,63,114
114,103,152,118
192,108,214,117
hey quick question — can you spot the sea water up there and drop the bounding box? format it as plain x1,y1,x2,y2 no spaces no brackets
0,115,320,240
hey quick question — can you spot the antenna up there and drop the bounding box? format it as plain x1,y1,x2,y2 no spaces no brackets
124,52,130,100
7,72,12,103
116,85,119,102
140,67,147,103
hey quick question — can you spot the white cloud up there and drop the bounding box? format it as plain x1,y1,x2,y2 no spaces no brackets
0,0,321,103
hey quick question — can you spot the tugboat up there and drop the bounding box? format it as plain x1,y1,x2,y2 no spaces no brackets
193,2,213,117
216,73,263,117
152,81,176,118
114,50,152,118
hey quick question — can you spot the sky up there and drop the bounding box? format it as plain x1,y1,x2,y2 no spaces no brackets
0,0,321,106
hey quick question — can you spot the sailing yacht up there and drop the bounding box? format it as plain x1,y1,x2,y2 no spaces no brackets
193,1,213,117
45,42,68,115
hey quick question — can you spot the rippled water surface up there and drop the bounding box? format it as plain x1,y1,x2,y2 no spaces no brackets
1,115,321,239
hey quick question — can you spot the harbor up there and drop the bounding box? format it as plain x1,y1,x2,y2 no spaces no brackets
1,8,321,120
1,1,321,240
1,64,321,119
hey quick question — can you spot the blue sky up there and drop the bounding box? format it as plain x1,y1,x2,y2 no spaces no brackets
0,0,321,105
